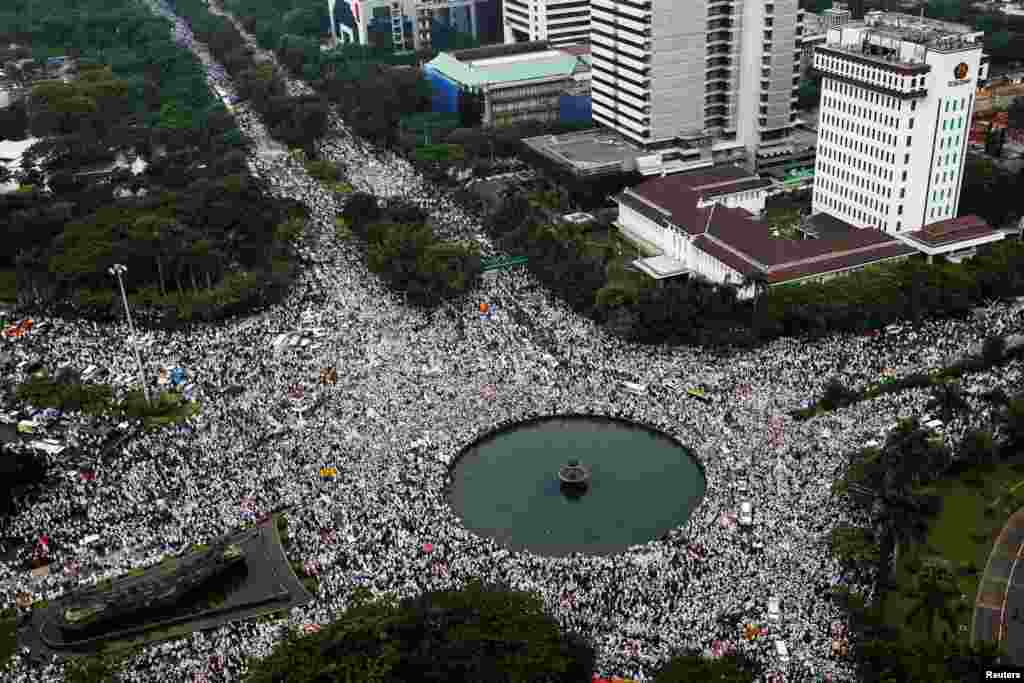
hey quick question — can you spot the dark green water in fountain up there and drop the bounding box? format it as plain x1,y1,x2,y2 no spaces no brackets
446,416,706,557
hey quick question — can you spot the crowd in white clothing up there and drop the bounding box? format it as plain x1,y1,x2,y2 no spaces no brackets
1,3,1023,682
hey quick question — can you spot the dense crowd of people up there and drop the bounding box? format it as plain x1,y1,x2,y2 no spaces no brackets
2,4,1024,682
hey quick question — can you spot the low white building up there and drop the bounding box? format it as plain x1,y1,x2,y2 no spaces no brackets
614,169,918,297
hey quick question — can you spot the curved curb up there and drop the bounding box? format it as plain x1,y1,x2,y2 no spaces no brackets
972,506,1024,657
266,513,315,607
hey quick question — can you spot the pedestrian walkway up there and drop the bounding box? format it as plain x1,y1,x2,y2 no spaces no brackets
973,507,1024,663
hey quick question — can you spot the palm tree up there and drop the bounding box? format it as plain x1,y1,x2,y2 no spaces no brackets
903,560,962,640
129,214,171,297
958,428,998,468
877,490,939,562
882,417,952,490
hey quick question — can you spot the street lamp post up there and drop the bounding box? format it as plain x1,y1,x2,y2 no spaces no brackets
108,264,152,407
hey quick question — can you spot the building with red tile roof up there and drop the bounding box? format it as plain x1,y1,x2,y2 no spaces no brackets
615,170,920,296
896,214,1005,263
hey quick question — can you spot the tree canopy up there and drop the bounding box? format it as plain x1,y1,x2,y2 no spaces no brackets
244,581,595,683
341,193,481,307
0,0,308,323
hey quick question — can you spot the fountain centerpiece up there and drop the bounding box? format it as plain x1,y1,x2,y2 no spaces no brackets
558,458,591,495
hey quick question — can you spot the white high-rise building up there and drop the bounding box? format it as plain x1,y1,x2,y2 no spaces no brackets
503,0,591,46
587,0,804,169
811,11,987,233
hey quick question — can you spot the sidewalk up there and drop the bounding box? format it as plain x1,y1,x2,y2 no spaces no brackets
973,507,1024,663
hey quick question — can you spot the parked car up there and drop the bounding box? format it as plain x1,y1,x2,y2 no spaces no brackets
768,596,781,622
775,639,790,665
739,501,753,527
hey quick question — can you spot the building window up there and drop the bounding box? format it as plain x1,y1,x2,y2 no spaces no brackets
906,135,912,146
908,118,914,129
904,153,910,164
898,204,903,215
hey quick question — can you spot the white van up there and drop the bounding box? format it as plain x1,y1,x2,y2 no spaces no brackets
925,419,943,430
739,501,753,526
79,534,102,548
774,639,790,664
621,381,647,395
767,596,781,622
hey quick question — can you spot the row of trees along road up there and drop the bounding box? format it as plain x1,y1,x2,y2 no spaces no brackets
484,178,1024,348
167,0,440,150
164,0,330,149
0,0,305,324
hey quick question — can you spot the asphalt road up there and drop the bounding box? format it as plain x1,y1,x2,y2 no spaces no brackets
974,508,1024,664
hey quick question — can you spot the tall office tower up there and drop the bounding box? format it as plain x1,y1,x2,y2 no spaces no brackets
588,0,803,169
811,12,986,233
503,1,591,46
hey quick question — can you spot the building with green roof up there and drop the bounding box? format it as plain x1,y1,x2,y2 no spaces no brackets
424,41,591,127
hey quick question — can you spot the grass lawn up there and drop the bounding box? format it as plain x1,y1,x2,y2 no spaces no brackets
884,460,1024,643
0,269,16,304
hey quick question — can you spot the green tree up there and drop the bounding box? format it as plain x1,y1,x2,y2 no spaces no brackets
988,31,1012,54
1000,396,1024,451
926,381,970,424
902,559,962,640
64,654,119,683
652,651,760,682
855,636,1002,683
829,524,881,578
341,192,381,234
882,417,952,490
245,582,594,683
926,0,961,20
982,334,1007,365
821,377,857,411
958,428,998,468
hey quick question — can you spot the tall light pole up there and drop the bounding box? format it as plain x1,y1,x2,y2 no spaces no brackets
108,264,152,407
